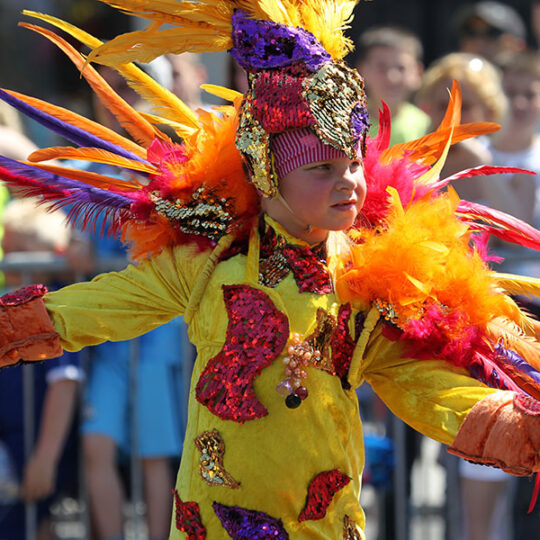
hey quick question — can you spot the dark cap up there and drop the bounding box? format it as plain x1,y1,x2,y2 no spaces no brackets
455,1,526,41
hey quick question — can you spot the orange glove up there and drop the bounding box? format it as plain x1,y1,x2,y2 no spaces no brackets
448,391,540,476
0,284,62,368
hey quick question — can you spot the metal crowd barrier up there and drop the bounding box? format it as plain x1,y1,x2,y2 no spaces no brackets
1,249,539,540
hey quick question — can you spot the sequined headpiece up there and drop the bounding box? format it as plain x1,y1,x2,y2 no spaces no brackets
232,10,368,197
272,128,348,180
82,1,369,198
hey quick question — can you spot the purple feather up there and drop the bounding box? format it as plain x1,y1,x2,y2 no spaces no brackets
0,89,149,165
0,155,133,236
495,344,540,385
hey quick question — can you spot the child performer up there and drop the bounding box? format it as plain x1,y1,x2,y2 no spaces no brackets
1,2,540,539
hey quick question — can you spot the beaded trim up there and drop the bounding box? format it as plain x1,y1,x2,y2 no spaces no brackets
194,430,240,489
343,515,363,539
149,187,234,242
514,393,540,416
258,223,332,294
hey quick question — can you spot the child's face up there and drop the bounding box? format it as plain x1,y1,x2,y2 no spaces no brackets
357,46,422,109
275,157,366,243
503,70,540,128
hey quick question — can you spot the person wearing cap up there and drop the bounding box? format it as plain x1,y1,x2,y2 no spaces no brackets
454,1,527,65
1,2,540,539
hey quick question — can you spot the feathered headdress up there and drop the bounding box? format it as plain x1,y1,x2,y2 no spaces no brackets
1,2,540,405
83,0,369,197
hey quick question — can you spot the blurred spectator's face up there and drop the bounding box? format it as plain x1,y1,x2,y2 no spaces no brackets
459,17,524,62
357,46,422,110
168,54,206,107
503,70,540,129
422,79,490,128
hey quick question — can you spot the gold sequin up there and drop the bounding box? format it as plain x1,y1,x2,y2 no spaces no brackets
344,515,362,539
194,430,240,489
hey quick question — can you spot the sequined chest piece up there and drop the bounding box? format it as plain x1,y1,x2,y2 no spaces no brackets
258,223,333,294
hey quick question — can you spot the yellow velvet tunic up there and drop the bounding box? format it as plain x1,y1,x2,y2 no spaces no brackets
43,218,496,539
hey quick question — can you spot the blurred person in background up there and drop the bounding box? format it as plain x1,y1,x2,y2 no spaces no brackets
0,199,83,540
453,1,526,66
485,51,540,538
416,52,506,202
355,25,430,146
166,53,208,111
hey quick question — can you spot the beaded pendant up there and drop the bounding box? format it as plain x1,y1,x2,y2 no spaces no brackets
276,332,322,408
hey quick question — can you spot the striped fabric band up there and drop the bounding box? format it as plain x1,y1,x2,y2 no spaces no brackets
272,128,348,180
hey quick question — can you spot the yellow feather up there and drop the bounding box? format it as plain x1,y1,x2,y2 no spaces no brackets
494,272,540,298
23,10,201,131
201,84,243,103
138,112,198,139
87,27,232,66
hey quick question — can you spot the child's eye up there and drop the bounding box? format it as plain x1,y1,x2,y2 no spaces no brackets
350,160,362,172
307,163,331,171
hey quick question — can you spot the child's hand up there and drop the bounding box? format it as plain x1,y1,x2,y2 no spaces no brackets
21,451,56,502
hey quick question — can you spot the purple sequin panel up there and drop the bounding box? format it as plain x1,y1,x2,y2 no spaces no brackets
350,103,370,144
231,9,331,72
196,285,289,423
213,502,289,539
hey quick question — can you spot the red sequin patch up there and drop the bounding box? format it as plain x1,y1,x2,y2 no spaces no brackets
173,490,206,539
0,284,48,306
196,285,289,422
282,244,333,294
331,304,356,389
514,393,540,416
298,469,351,522
252,70,314,133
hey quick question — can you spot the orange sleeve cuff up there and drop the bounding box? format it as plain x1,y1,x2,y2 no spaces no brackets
0,285,62,368
448,391,540,476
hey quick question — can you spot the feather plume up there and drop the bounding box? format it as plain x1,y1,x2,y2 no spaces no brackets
381,82,499,166
137,112,198,139
22,10,201,130
457,200,540,251
86,0,361,65
0,157,132,235
19,161,142,193
0,89,147,162
20,22,162,147
487,317,540,371
28,147,158,177
431,165,534,192
495,273,540,299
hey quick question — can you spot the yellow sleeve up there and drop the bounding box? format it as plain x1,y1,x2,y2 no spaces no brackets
44,243,210,351
361,323,498,445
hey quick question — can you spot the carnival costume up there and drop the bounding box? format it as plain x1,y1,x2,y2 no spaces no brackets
2,1,540,539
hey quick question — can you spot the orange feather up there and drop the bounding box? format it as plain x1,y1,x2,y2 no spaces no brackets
22,161,142,192
2,89,147,160
19,22,162,148
29,147,159,176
